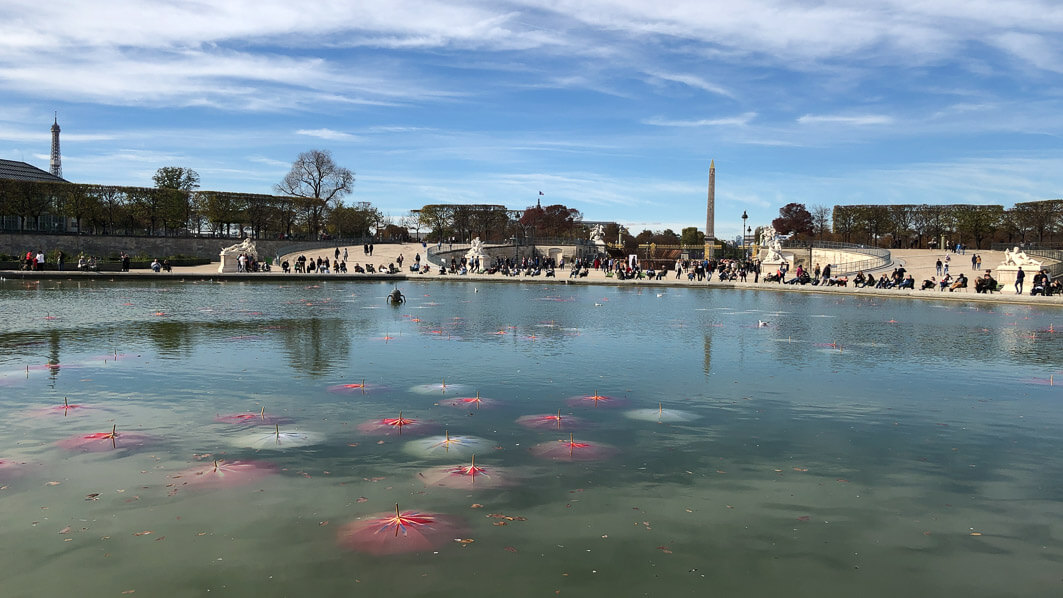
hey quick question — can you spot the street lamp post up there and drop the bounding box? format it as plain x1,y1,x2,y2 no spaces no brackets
741,211,748,258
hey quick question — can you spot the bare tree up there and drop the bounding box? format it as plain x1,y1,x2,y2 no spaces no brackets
275,150,354,237
810,204,831,239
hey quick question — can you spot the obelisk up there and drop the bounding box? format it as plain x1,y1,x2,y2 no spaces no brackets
705,160,715,258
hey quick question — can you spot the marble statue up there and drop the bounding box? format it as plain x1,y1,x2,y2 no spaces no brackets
590,224,606,244
464,236,488,271
759,226,785,262
1001,246,1042,269
218,237,258,273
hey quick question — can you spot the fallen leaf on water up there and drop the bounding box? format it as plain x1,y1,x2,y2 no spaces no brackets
85,493,100,501
122,591,135,595
657,545,673,554
970,532,983,536
836,479,849,483
793,467,808,472
154,536,165,542
797,516,811,522
356,497,368,503
470,503,484,509
58,526,71,534
454,538,475,544
46,481,61,486
133,530,152,536
493,521,508,526
319,521,329,527
503,546,518,553
347,443,359,447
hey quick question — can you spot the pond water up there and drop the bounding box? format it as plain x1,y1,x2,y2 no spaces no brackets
1,279,1062,597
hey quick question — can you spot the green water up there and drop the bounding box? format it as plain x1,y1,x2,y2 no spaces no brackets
1,279,1062,597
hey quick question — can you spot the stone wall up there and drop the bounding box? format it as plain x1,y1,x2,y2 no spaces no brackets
0,233,345,262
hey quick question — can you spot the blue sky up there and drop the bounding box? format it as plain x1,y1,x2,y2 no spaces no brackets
2,0,1062,240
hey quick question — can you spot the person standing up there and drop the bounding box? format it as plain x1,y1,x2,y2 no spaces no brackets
976,255,982,270
343,247,348,262
936,258,942,276
56,249,64,271
36,249,46,271
1015,266,1025,294
971,254,977,269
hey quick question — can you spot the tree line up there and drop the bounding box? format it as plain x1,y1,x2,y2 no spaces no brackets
769,201,1063,249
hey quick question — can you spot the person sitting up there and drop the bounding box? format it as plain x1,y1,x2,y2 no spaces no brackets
77,255,87,270
282,260,290,273
545,267,555,277
439,265,447,275
162,259,172,273
921,276,936,290
150,258,162,272
897,274,915,289
421,264,431,274
949,273,968,292
338,261,347,273
875,274,891,289
853,271,866,287
366,263,376,273
975,270,997,293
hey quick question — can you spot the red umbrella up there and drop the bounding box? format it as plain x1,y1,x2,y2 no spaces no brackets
531,433,617,462
57,425,151,452
438,391,496,409
566,390,628,408
357,411,436,436
420,455,507,489
516,410,589,431
169,459,276,488
338,504,463,555
214,407,293,426
326,379,381,394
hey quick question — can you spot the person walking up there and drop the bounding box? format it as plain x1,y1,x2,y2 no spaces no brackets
1015,266,1025,295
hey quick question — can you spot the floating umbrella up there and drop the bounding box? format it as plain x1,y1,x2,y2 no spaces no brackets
337,504,463,555
624,403,701,423
233,424,322,449
357,411,435,436
169,459,276,488
516,410,589,431
411,379,469,395
57,425,151,452
36,397,90,417
214,407,293,426
531,433,617,462
566,390,628,408
420,455,507,489
438,391,496,409
403,431,492,458
327,379,382,394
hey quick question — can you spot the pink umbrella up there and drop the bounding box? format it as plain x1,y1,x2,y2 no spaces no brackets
566,390,628,408
57,425,151,452
36,397,90,417
214,407,293,426
419,455,507,489
326,379,381,394
438,392,496,409
169,459,276,488
531,434,617,462
357,411,436,436
516,410,589,431
338,504,463,555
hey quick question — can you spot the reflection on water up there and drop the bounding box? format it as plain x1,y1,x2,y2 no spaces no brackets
1,279,1063,597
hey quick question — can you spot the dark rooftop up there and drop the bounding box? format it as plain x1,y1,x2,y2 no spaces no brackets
0,159,68,183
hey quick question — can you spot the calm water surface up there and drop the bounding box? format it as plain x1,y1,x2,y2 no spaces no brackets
1,279,1062,597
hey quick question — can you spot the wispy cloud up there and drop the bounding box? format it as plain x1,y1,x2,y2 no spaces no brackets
644,112,756,127
797,114,894,126
296,128,360,141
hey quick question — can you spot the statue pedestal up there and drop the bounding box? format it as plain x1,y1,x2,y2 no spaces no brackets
760,260,788,279
218,253,241,273
994,266,1026,291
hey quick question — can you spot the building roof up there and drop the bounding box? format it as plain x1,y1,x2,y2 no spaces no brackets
0,159,68,183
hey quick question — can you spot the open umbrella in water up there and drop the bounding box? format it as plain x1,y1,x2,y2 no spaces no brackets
338,503,463,555
403,431,492,459
624,403,701,423
214,407,293,426
169,459,277,488
531,433,617,462
566,390,628,408
57,425,152,452
233,424,322,449
411,379,469,395
327,379,383,394
419,455,507,489
438,391,496,409
31,397,92,417
357,411,436,436
516,410,589,431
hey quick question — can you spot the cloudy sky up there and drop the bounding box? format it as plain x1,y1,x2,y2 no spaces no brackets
2,0,1062,239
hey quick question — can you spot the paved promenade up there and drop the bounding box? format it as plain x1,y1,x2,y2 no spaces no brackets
4,243,1061,306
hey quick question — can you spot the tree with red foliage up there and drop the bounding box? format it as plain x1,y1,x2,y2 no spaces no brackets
772,203,814,238
519,204,583,238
